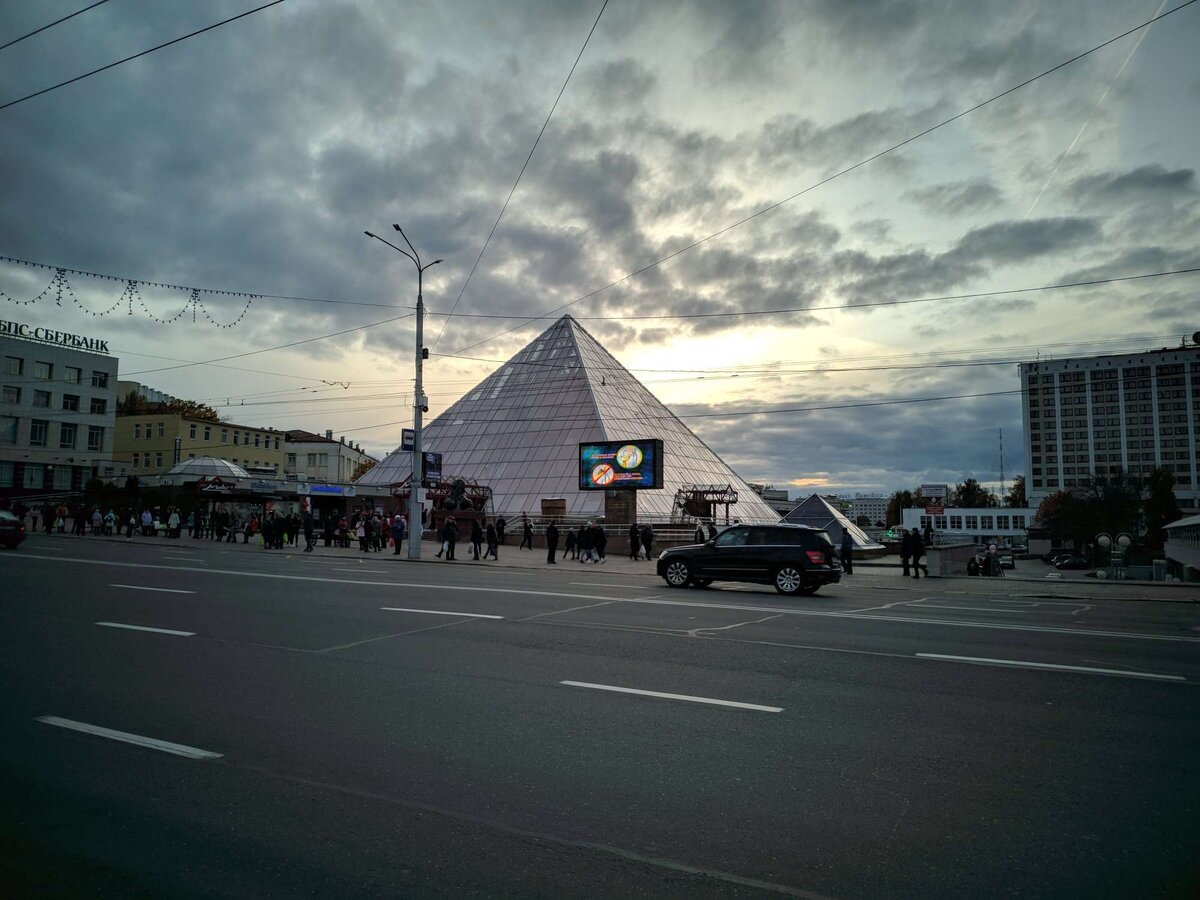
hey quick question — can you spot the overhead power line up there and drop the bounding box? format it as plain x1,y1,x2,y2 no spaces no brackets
0,255,407,310
430,0,610,352
0,0,288,113
0,0,111,52
446,0,1200,356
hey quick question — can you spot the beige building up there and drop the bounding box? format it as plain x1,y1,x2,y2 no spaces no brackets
114,413,285,477
285,429,375,483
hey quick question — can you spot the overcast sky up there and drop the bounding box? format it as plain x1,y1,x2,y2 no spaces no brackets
1,0,1197,499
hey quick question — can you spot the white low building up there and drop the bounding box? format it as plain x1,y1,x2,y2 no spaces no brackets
1163,514,1200,582
284,429,376,484
901,507,1038,544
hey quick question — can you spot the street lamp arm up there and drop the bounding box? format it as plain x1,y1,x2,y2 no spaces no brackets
392,223,422,265
365,230,418,266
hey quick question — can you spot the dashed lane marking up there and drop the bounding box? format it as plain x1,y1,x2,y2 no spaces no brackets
36,716,222,759
561,681,783,712
96,621,194,636
380,607,504,619
108,584,195,594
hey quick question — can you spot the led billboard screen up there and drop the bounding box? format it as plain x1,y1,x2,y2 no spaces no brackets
578,439,664,491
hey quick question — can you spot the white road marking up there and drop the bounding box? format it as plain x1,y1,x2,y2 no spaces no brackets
626,597,1200,644
332,568,388,574
35,716,223,758
380,607,504,619
570,582,656,589
561,681,783,712
108,584,195,594
916,653,1186,682
96,622,194,636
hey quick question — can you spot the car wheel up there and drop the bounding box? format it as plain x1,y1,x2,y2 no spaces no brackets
663,559,692,588
774,566,805,596
691,577,713,589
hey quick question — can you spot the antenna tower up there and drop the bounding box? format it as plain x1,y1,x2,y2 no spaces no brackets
998,428,1006,501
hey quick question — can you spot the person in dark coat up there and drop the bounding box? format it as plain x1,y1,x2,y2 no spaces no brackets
563,527,577,560
628,523,641,559
840,528,854,574
545,522,559,564
470,519,483,560
484,520,498,560
578,523,595,563
496,517,507,546
520,517,533,550
391,515,407,555
899,528,912,577
443,517,458,561
706,522,718,541
593,524,607,564
640,524,654,560
910,527,925,579
303,511,315,552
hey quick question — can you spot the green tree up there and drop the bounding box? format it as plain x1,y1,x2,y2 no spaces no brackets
1035,490,1079,544
885,489,924,526
1143,467,1181,551
950,478,993,509
1005,475,1027,509
1079,470,1143,540
351,458,377,482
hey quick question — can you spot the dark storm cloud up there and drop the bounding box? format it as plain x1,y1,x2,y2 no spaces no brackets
1067,165,1196,202
692,0,786,84
579,58,656,109
905,178,1003,215
946,217,1101,265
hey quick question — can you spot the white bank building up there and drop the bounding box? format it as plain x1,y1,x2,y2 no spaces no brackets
901,507,1038,545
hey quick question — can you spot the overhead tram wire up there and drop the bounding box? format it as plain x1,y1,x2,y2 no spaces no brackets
430,0,610,352
0,0,288,112
444,0,1200,356
0,0,111,52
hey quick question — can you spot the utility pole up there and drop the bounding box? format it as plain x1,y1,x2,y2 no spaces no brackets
364,225,442,560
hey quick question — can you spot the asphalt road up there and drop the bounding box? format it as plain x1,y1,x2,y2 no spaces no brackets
3,533,1198,898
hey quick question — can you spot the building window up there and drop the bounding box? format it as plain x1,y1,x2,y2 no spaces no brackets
204,426,211,441
59,422,77,449
221,429,228,444
254,434,260,448
65,366,81,384
132,453,139,468
950,515,963,529
3,356,22,375
286,453,296,467
980,515,994,530
1013,516,1026,529
90,397,106,415
30,419,48,447
273,437,280,450
33,361,52,380
189,423,197,439
155,452,163,468
63,394,80,411
91,370,108,388
996,515,1010,530
53,466,71,489
31,390,50,408
88,426,104,452
0,460,12,487
134,424,141,439
157,423,164,438
307,453,317,467
2,385,19,404
233,432,239,445
22,463,43,489
0,416,16,443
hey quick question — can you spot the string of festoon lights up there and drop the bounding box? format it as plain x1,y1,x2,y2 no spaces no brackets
0,256,253,329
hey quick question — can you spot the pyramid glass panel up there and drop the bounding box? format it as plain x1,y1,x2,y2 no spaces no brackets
358,316,780,521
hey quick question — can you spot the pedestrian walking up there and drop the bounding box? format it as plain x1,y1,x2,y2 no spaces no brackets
443,517,459,560
485,520,499,560
496,516,507,546
840,528,854,574
545,522,559,564
628,523,641,559
520,516,533,550
563,527,577,560
578,523,595,563
391,515,406,555
471,519,483,560
694,521,706,543
303,511,316,552
899,528,912,577
910,527,926,579
593,524,607,564
640,523,654,561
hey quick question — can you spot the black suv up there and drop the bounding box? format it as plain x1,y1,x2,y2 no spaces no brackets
657,523,841,596
0,509,26,549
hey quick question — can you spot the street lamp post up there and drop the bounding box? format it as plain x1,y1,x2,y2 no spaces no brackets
1095,531,1133,578
365,225,442,560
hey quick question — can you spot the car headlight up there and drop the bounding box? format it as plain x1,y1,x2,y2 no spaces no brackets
658,550,667,560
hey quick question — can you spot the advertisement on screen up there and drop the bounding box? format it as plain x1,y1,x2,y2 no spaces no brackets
578,439,664,490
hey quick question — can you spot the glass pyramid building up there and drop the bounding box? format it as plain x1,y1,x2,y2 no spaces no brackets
357,315,781,521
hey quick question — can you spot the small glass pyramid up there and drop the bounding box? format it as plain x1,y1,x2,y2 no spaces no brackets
358,315,781,521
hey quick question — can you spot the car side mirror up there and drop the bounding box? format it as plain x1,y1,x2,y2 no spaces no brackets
706,539,716,548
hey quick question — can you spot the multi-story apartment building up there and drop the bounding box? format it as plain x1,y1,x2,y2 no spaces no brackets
1,321,118,500
114,414,285,476
284,429,375,483
848,493,888,526
747,483,794,516
1019,345,1200,511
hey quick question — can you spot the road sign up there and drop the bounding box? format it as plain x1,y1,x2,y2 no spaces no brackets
401,428,415,451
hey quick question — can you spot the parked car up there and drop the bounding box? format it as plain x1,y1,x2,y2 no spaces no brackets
999,553,1015,570
657,523,841,596
0,509,26,549
1055,555,1090,570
